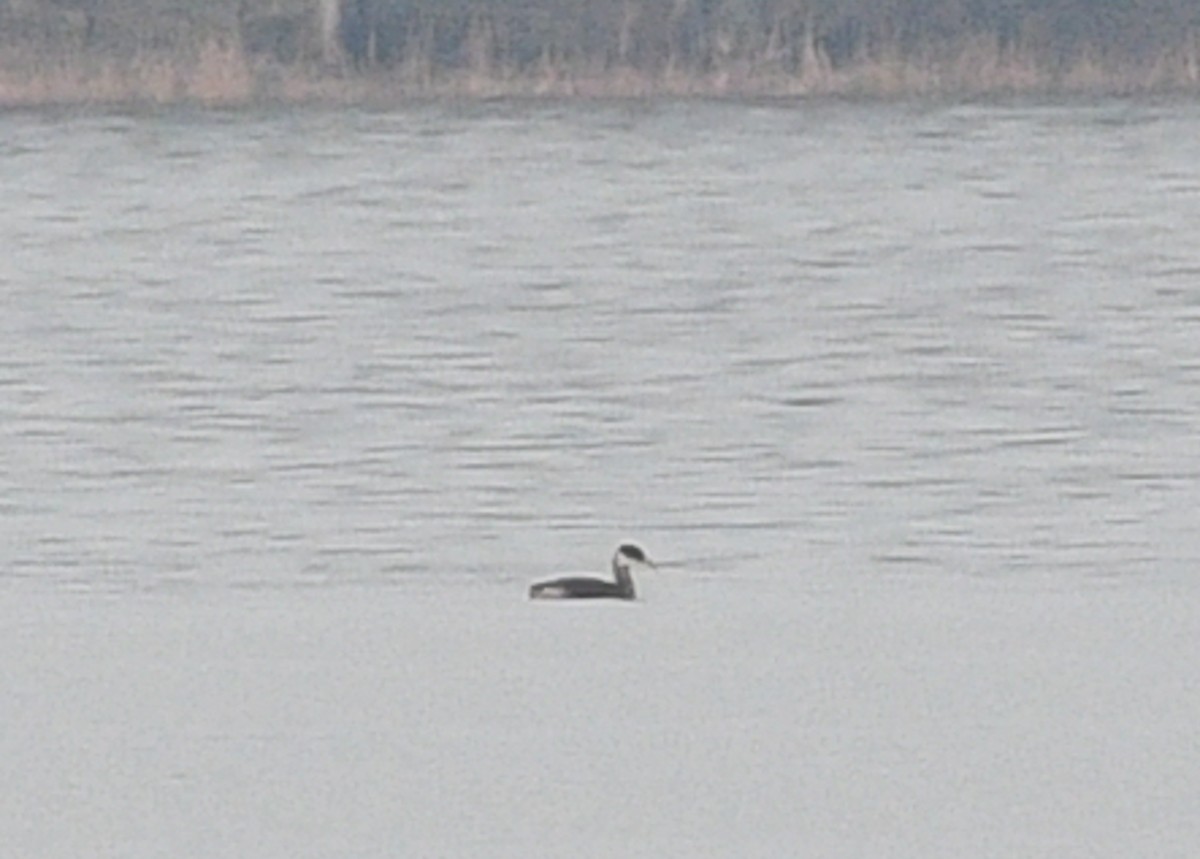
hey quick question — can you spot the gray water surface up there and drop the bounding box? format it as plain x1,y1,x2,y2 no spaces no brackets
3,100,1199,857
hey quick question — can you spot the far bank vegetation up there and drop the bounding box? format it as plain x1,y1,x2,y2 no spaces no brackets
2,0,1199,105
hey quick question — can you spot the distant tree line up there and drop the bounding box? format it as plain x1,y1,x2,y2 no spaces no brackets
319,0,1200,73
3,0,1199,90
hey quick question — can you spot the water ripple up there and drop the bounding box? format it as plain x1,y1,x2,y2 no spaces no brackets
4,102,1200,587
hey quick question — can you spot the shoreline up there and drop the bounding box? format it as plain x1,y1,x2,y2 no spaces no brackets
3,42,1200,109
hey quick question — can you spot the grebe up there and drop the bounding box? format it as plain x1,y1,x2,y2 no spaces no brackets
529,543,656,600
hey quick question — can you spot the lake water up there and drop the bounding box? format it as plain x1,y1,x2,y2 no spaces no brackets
2,99,1199,857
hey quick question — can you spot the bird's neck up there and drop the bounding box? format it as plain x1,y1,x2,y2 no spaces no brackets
611,558,636,599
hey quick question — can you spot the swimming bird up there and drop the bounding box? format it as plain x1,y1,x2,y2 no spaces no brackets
528,543,656,600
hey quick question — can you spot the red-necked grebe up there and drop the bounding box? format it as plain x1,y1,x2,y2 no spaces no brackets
529,543,656,600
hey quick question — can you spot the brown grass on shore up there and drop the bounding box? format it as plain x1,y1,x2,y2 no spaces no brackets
0,40,257,107
3,35,1200,108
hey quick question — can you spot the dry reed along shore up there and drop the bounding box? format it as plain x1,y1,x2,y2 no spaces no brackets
2,0,1198,107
